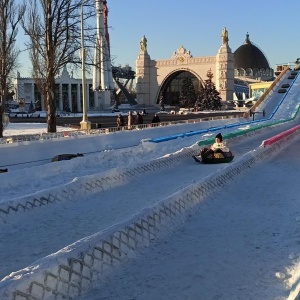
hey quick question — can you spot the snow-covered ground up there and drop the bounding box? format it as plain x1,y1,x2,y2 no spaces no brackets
1,70,300,299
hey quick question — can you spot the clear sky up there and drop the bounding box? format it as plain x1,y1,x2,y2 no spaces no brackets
17,0,300,77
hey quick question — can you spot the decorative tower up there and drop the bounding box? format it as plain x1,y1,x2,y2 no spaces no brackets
135,35,151,106
216,27,234,105
102,0,110,57
93,0,114,109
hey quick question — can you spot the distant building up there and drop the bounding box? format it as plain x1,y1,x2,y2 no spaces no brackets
234,33,274,81
14,67,96,112
14,31,275,111
135,28,234,109
233,33,274,100
135,30,274,108
249,81,273,99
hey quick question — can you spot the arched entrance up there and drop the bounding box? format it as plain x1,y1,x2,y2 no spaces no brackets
156,70,204,106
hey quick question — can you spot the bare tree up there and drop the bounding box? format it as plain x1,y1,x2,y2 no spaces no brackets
22,0,94,133
0,0,26,138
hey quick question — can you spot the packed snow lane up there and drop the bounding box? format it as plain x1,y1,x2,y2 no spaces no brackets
0,120,297,280
0,152,223,279
79,137,300,300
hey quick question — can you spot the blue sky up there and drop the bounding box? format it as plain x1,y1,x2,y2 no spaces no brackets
17,0,300,77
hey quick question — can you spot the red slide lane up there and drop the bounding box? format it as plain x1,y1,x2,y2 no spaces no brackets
263,124,300,146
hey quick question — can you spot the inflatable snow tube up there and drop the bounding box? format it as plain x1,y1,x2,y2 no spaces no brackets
51,153,84,162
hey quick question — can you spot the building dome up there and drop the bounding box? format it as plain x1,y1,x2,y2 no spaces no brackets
234,33,270,69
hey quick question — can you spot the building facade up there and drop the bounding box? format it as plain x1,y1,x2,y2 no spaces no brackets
14,67,101,112
135,28,235,108
249,81,273,99
234,33,274,81
14,29,274,111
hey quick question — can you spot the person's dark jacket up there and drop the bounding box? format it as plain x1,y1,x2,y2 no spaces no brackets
152,115,160,123
135,113,143,125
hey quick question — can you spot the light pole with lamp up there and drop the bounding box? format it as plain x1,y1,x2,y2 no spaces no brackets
80,0,91,131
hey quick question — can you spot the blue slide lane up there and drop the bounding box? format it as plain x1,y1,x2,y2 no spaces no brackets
149,71,300,143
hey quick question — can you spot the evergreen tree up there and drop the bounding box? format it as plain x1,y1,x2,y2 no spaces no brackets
179,76,196,109
199,69,222,110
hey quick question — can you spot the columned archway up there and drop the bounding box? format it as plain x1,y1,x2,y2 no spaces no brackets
135,30,235,108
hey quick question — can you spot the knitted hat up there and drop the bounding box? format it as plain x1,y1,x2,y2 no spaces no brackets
215,133,223,141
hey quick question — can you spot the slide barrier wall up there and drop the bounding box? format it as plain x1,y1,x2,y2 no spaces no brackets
262,124,300,147
244,66,291,118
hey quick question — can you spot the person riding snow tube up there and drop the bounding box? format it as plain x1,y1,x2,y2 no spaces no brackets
193,133,234,164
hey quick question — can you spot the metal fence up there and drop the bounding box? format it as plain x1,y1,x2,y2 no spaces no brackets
0,114,241,145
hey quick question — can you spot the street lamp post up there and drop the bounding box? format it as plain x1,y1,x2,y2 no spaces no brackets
80,1,91,131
